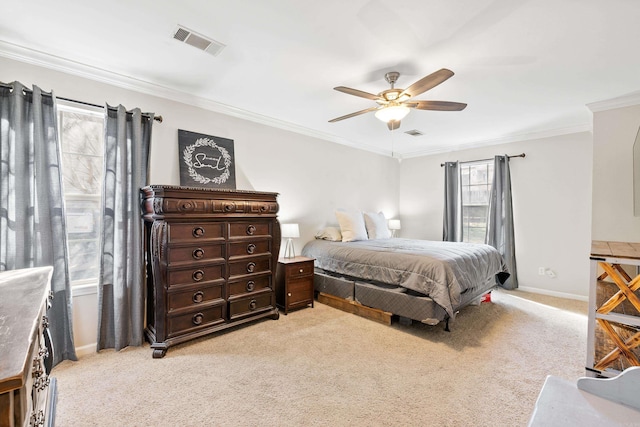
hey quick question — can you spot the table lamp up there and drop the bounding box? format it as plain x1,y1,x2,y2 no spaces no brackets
388,219,401,237
281,223,300,258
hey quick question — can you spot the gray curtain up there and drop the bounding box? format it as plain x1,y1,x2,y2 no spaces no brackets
0,81,77,364
443,161,463,242
486,155,518,289
97,105,153,351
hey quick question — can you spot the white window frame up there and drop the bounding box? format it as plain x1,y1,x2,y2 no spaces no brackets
57,101,104,296
460,160,494,244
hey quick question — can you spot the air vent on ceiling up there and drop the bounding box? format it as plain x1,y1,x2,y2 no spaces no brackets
404,129,424,137
172,25,226,56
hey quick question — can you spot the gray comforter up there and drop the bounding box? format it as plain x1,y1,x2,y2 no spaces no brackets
301,238,509,318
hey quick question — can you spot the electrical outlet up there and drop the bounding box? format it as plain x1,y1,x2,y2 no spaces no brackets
538,267,545,275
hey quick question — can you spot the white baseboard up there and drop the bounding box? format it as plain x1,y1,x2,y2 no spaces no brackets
74,343,97,358
516,285,588,302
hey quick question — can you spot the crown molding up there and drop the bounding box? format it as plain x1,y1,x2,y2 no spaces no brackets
587,91,640,112
0,39,598,161
0,40,391,157
401,123,592,159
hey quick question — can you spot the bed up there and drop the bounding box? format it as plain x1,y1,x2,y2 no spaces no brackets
301,238,509,328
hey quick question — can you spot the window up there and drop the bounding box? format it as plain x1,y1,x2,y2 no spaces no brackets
460,161,494,244
58,103,104,288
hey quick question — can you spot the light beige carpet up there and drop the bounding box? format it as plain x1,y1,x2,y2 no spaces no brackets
52,289,587,426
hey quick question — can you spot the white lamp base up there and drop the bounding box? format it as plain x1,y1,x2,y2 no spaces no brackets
284,238,296,259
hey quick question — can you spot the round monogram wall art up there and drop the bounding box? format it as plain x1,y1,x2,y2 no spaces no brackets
183,138,231,185
178,130,236,189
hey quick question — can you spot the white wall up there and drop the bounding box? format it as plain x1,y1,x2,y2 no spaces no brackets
399,132,594,299
1,57,400,354
591,104,640,241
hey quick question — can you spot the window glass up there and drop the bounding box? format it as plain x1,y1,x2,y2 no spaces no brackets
58,105,104,286
460,161,494,244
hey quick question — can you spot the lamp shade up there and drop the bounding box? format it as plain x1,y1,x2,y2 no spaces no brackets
388,219,401,230
375,104,410,123
281,223,300,238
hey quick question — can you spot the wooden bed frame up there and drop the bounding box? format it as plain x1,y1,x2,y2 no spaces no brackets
313,268,495,330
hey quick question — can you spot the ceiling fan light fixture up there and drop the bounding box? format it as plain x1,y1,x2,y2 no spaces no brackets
375,104,410,123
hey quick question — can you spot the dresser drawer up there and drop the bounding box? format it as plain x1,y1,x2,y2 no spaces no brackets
168,264,224,287
168,223,224,242
228,275,271,297
228,256,271,278
167,304,225,338
228,291,273,320
228,222,270,238
168,243,224,265
167,282,224,312
228,239,270,258
285,260,314,279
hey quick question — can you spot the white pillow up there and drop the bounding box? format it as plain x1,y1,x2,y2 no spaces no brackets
363,211,392,239
335,210,368,242
315,226,342,241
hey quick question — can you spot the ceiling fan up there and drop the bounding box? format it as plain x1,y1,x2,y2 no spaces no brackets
329,68,467,131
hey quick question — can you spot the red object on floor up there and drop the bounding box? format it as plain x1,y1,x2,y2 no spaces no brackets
481,292,492,303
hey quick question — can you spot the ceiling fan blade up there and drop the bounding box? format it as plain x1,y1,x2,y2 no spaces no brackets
409,100,467,111
387,120,401,131
334,86,382,101
399,68,455,98
329,106,380,123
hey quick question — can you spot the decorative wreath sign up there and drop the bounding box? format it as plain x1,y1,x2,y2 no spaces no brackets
178,130,236,189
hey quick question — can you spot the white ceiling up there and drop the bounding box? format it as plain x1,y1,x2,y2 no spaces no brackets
2,0,639,158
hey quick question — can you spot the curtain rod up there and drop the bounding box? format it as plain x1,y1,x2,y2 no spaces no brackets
0,82,163,123
440,153,525,167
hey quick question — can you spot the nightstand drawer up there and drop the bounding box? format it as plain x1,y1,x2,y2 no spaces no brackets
285,260,314,279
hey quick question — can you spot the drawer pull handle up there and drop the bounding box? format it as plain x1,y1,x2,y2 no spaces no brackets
247,225,256,235
193,227,205,238
299,268,304,273
192,270,204,282
247,262,256,273
249,299,257,311
224,202,235,212
247,244,256,254
179,200,194,211
260,204,268,212
288,292,292,297
246,281,255,292
192,248,205,259
192,291,204,303
192,313,204,325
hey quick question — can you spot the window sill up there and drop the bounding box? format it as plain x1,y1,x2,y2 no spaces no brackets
72,282,98,297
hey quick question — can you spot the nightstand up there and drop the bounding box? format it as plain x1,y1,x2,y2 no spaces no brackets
275,256,315,314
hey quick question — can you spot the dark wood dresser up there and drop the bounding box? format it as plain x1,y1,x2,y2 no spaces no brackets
141,185,281,358
0,267,56,427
